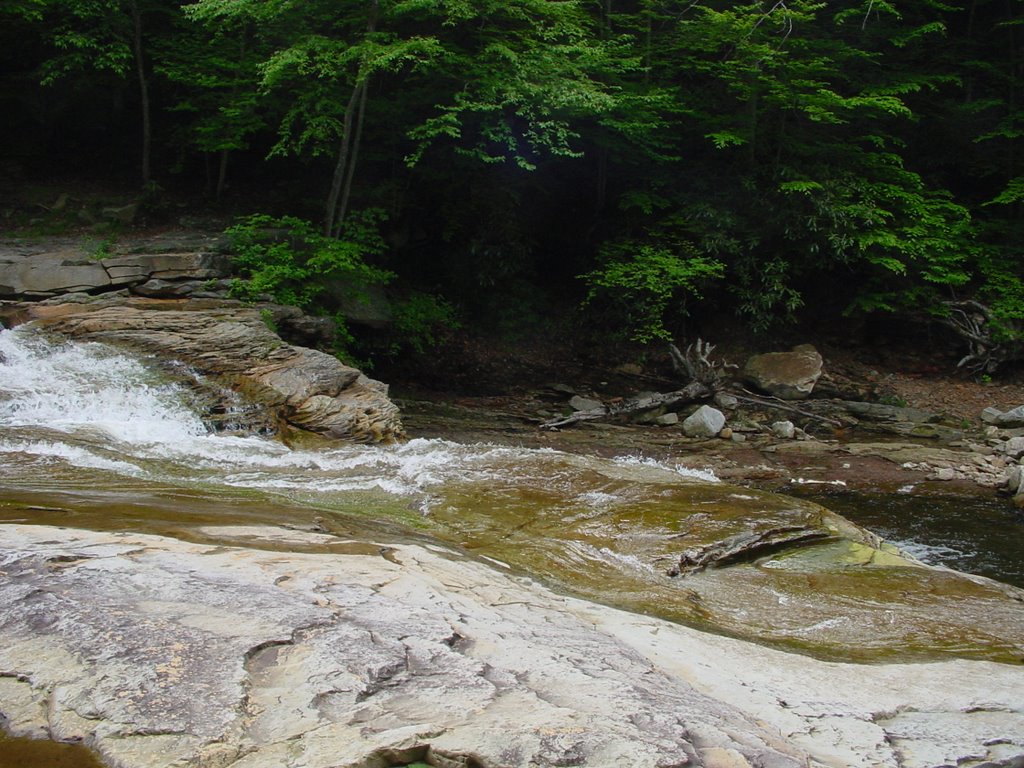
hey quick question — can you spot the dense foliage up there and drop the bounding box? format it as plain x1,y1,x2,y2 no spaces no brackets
2,0,1021,366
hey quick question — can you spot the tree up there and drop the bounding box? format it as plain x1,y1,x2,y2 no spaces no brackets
13,0,169,186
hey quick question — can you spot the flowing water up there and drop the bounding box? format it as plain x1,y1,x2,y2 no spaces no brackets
2,324,1024,671
3,323,1024,764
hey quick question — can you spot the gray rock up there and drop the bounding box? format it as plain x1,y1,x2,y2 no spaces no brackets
1003,436,1024,459
1003,465,1024,495
101,202,138,224
683,405,726,437
714,392,739,410
570,395,604,412
981,406,1004,424
842,401,938,424
994,405,1024,428
0,252,111,296
0,236,231,299
101,252,228,286
771,420,796,439
654,412,679,426
742,344,823,400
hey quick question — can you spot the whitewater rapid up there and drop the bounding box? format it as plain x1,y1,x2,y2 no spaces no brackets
0,326,715,507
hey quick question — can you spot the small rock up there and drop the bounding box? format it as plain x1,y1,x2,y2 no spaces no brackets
983,425,1001,438
730,432,747,443
981,406,1004,424
682,405,726,438
933,467,957,481
771,421,796,439
654,412,679,426
719,427,733,440
1003,466,1023,495
569,395,603,412
714,392,739,410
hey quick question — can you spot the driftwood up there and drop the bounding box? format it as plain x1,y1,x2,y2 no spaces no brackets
540,338,724,430
667,526,832,576
540,380,711,430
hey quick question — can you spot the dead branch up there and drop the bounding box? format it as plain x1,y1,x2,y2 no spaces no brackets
939,299,1023,374
668,338,734,386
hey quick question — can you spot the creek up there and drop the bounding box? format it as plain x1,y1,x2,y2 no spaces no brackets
2,325,1024,765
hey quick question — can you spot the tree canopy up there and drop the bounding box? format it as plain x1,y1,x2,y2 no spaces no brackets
2,0,1022,367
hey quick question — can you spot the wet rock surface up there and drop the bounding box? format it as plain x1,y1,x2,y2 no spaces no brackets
1,524,1022,768
3,297,403,443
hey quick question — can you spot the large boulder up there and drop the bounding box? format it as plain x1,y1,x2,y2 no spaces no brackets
10,297,403,443
742,344,824,400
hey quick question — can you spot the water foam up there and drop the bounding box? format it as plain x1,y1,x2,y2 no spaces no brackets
0,327,206,444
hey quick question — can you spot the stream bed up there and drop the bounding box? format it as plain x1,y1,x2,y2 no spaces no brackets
2,324,1024,765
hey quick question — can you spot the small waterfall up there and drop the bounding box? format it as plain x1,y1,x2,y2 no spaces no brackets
0,325,207,443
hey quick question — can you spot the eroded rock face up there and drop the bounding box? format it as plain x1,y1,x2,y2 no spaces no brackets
743,344,824,400
1,524,1022,768
12,298,403,443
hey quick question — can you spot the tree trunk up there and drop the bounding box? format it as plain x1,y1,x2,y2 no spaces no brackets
539,340,731,431
332,75,370,238
323,82,364,237
323,0,379,238
129,0,151,187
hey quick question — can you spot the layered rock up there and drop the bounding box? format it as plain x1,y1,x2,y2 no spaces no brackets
7,297,403,443
0,233,228,298
1,524,1022,768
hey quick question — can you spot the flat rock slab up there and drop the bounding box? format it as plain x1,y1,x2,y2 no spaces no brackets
2,524,1023,768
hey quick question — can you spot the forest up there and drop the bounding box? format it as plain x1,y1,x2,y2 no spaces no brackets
1,0,1022,371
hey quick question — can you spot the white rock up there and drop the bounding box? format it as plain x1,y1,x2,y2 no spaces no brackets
771,420,796,439
683,405,726,437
